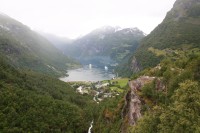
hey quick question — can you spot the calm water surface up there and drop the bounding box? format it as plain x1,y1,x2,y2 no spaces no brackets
60,65,115,82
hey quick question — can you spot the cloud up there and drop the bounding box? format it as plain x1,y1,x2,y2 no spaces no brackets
0,0,176,38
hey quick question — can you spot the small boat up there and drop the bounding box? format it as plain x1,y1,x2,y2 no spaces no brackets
89,64,92,69
104,66,108,70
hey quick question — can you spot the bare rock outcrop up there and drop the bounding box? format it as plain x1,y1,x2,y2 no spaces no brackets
128,76,155,125
130,57,140,73
121,76,155,130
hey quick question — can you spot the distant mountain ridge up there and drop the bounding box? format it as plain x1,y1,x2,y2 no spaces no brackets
0,13,78,76
44,26,145,67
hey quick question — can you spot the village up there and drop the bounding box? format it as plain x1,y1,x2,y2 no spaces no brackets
69,78,129,103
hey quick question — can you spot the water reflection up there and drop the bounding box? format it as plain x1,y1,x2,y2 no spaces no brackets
60,65,115,82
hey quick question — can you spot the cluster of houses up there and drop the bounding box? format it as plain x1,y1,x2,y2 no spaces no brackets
75,81,120,103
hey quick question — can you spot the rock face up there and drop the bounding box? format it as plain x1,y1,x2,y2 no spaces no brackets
127,90,141,125
122,76,155,131
128,76,155,125
130,57,140,73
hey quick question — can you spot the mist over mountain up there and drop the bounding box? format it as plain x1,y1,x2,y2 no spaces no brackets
38,31,73,51
0,13,78,76
0,0,200,132
0,13,95,132
43,26,145,67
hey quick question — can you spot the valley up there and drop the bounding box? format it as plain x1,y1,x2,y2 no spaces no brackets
42,26,145,70
0,0,200,132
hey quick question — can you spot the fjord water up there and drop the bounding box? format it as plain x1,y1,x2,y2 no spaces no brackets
60,65,115,82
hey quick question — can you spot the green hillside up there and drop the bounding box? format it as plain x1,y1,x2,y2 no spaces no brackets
132,0,200,71
0,14,79,76
129,48,200,133
0,0,199,132
93,47,200,133
0,57,95,132
93,0,200,132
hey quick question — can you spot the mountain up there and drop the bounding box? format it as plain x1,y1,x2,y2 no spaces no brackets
0,55,95,132
128,0,200,73
0,13,94,132
93,0,200,132
54,26,145,67
94,48,200,133
0,13,79,76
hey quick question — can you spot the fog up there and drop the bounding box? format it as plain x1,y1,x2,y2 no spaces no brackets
0,0,176,39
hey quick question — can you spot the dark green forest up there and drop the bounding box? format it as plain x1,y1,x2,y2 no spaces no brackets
0,57,96,132
0,0,200,132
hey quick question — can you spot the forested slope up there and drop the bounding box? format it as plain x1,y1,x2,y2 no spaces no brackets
0,57,95,132
0,13,79,77
128,0,200,73
93,48,200,133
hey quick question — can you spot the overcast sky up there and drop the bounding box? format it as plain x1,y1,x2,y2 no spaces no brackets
0,0,176,39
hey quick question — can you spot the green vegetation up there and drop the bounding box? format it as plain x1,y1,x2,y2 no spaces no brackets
93,91,127,133
129,48,200,133
93,48,200,133
0,14,79,77
148,47,167,56
1,0,200,132
112,78,129,88
91,78,129,132
115,53,135,77
134,20,200,70
92,1,200,130
103,78,129,93
122,0,200,74
0,58,96,132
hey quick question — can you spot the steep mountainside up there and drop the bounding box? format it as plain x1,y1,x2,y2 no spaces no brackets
57,26,145,66
0,57,95,132
93,0,200,132
129,0,200,72
94,48,200,133
0,13,78,76
128,48,200,133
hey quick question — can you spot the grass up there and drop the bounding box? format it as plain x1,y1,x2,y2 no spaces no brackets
67,78,130,94
110,87,124,93
148,47,167,57
111,78,129,88
103,78,129,93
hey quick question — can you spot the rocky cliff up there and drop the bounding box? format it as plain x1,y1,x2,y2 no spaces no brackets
121,76,155,132
130,57,140,73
